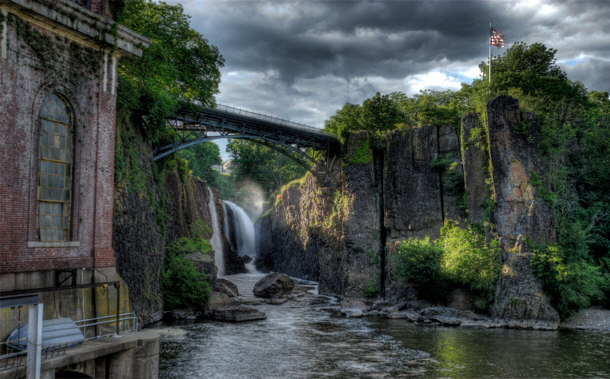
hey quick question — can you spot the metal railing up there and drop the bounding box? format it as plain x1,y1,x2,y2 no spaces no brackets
0,312,139,371
213,104,333,135
0,339,27,370
76,312,139,340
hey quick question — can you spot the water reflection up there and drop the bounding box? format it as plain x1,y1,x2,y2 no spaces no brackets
158,274,610,378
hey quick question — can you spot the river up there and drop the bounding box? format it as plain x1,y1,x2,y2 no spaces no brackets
156,272,610,378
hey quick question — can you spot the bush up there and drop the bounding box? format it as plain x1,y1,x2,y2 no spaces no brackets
530,243,605,318
166,237,213,256
363,280,379,298
392,237,445,299
438,223,501,310
392,224,502,310
161,237,212,310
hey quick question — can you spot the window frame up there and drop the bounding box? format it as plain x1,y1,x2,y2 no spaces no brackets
36,93,75,242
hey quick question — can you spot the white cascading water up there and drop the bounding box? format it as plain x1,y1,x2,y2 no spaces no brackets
207,187,226,277
222,201,256,263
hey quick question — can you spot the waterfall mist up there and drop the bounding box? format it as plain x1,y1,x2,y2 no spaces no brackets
233,180,265,219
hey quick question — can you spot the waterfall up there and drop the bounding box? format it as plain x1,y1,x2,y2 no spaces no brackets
222,201,256,259
207,187,225,277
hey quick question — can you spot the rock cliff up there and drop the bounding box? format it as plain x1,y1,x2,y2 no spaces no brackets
257,96,559,323
112,121,239,325
486,96,558,323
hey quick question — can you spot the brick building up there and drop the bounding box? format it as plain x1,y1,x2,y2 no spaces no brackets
0,0,149,342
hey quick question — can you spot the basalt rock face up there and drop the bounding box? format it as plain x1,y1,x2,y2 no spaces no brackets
383,125,463,301
113,123,227,326
384,126,443,241
255,173,340,284
461,113,490,223
486,95,558,323
340,131,383,298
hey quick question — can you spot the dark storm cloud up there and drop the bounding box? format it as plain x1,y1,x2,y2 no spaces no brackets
189,1,501,83
172,0,610,130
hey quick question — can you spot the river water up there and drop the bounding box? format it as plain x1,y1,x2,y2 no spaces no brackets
157,273,610,378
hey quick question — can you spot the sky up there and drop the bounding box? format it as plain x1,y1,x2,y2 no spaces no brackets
167,0,610,159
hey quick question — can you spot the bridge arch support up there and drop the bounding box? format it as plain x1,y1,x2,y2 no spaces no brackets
153,104,341,186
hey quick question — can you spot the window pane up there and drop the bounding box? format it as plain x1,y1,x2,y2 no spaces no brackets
38,94,73,241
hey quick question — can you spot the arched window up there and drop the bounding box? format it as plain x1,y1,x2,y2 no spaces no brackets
37,93,74,241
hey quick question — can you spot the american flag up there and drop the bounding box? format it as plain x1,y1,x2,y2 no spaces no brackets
490,27,504,48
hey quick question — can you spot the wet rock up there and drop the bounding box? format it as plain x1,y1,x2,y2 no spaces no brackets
264,297,288,305
214,278,239,297
340,299,368,318
241,255,253,264
253,273,295,298
205,306,267,322
387,310,421,322
202,292,266,322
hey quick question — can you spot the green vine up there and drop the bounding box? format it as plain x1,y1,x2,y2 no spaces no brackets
8,13,102,84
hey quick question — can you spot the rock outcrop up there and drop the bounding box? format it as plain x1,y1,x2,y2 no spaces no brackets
256,96,558,325
383,125,463,301
113,121,235,325
253,273,295,299
461,113,490,223
486,95,558,323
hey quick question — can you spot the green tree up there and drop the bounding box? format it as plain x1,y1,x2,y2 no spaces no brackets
116,0,224,142
226,140,306,195
177,142,222,182
359,92,403,132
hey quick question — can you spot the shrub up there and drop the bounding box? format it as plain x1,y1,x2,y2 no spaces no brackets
363,280,379,298
161,253,210,310
166,237,213,256
392,237,445,299
437,223,502,310
189,219,212,240
161,237,212,310
530,243,605,318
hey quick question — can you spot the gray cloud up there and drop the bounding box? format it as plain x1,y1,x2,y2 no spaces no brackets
172,0,610,130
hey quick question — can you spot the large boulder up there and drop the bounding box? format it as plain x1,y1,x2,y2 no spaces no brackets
201,292,266,322
214,278,239,297
253,273,294,298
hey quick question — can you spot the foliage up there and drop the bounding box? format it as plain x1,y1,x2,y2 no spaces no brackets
161,254,210,310
363,279,379,298
116,0,224,143
437,223,502,310
392,237,445,299
344,137,372,165
161,237,212,310
166,237,213,257
189,219,212,240
392,224,501,311
177,142,222,183
226,139,306,195
530,243,606,318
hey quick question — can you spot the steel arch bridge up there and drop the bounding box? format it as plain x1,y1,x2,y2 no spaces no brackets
154,104,341,186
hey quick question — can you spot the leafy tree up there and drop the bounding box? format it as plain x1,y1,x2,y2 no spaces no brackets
359,92,403,132
160,237,212,310
226,139,306,195
116,0,224,142
177,142,222,182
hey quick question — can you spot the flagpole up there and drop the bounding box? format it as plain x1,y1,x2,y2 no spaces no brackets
489,20,492,85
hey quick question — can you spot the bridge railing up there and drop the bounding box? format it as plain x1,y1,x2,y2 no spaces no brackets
213,104,334,136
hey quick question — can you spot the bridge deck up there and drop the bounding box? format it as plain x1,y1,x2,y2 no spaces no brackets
170,103,339,149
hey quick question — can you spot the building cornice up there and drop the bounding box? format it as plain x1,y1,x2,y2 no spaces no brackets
0,0,150,56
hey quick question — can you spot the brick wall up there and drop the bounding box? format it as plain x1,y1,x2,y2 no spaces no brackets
0,10,117,273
